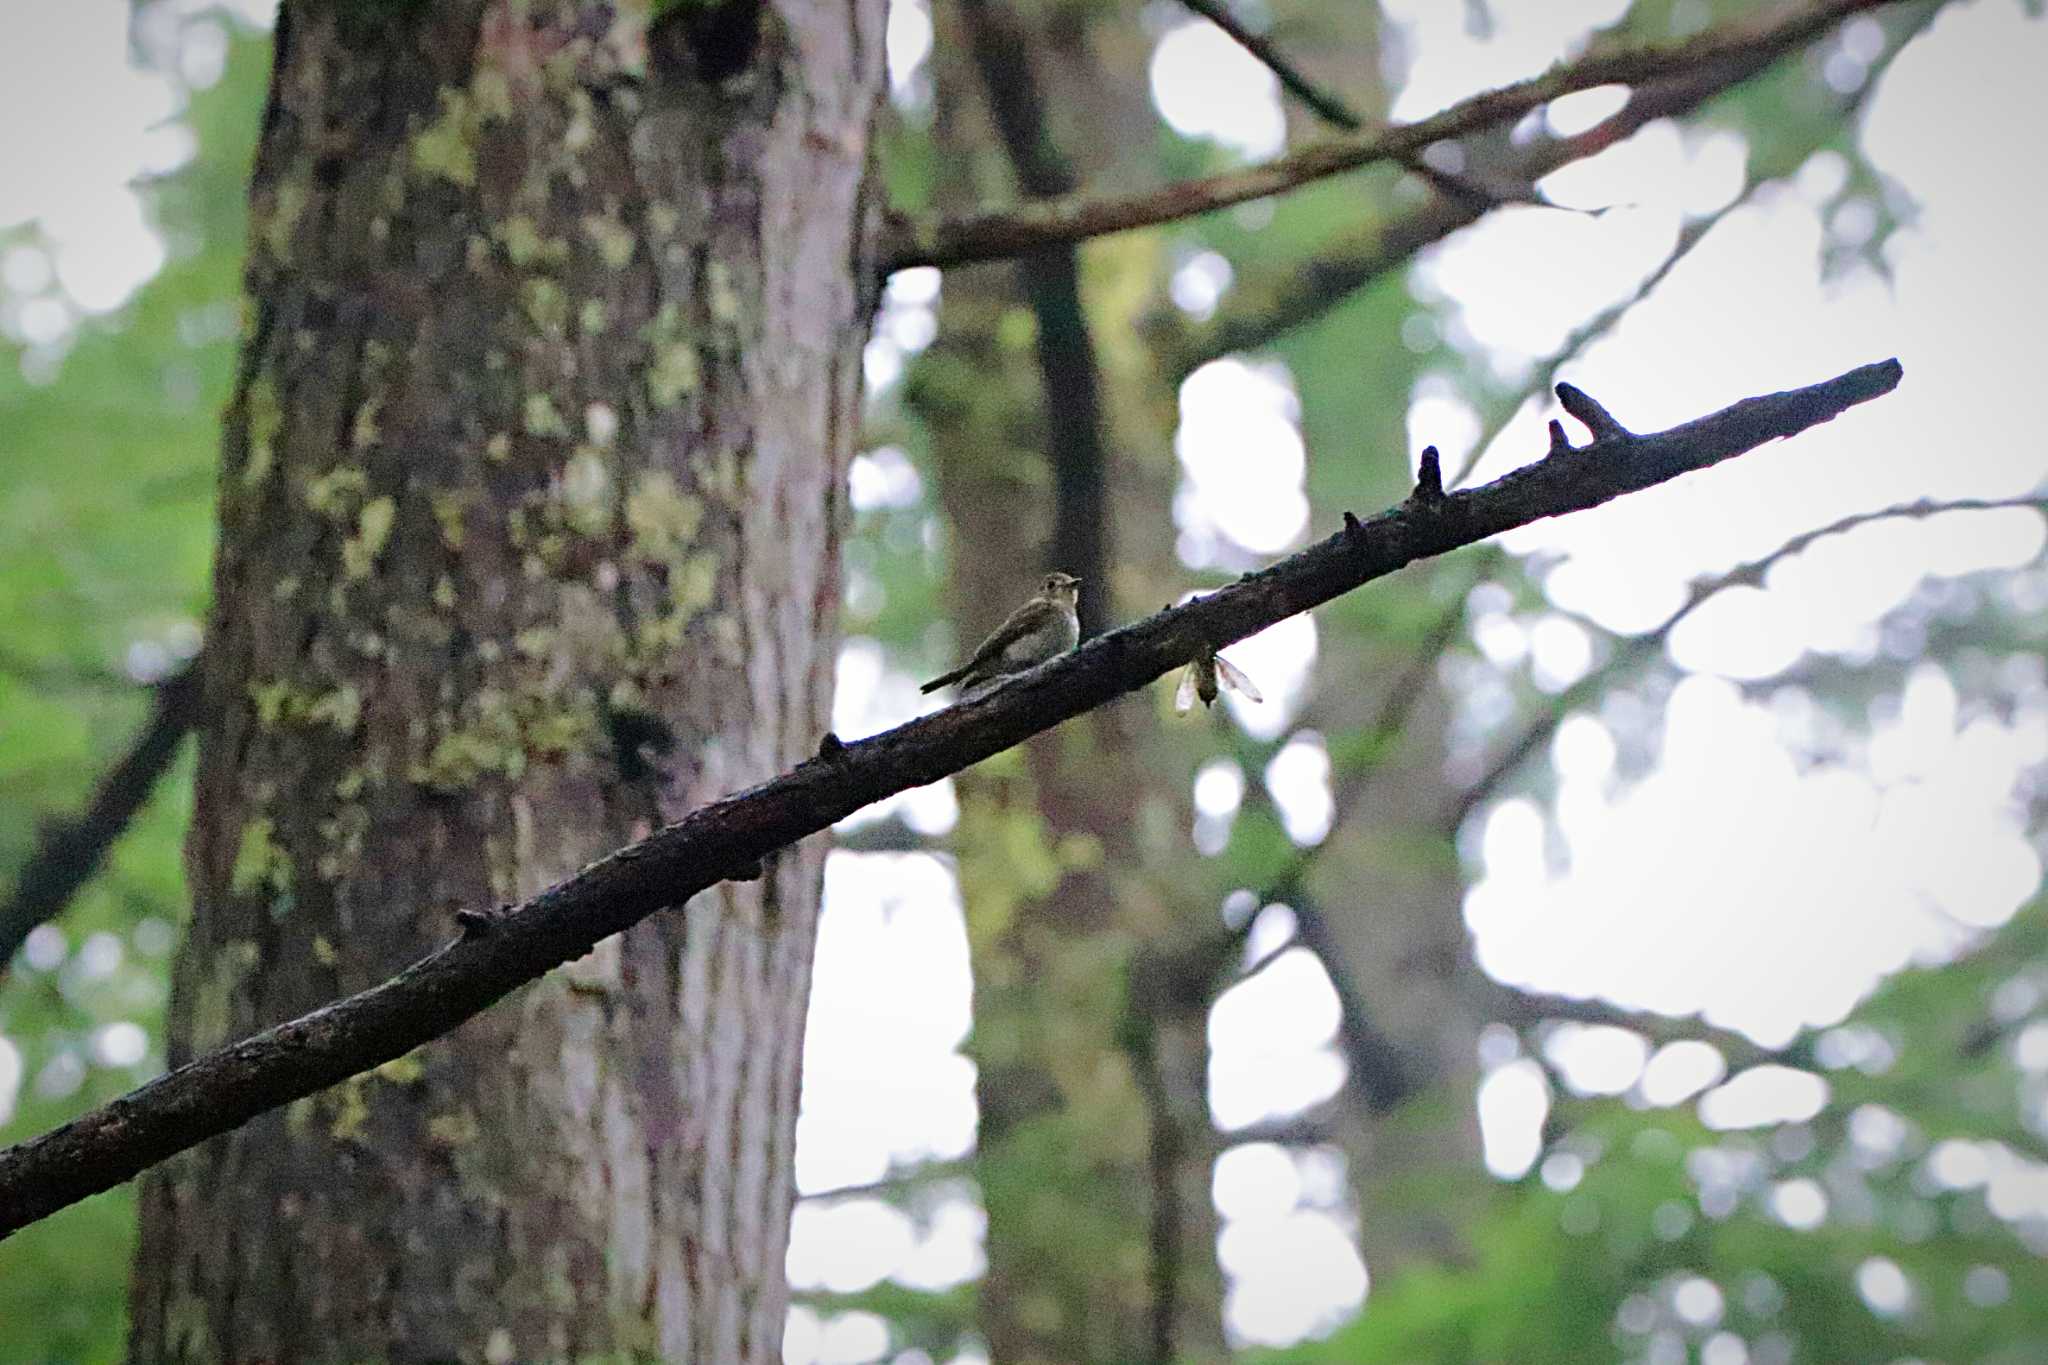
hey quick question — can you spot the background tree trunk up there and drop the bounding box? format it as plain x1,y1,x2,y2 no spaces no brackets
127,2,882,1360
911,2,1230,1357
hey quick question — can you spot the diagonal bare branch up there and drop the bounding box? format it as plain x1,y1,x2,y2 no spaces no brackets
1,667,202,975
879,0,1900,273
0,359,1902,1237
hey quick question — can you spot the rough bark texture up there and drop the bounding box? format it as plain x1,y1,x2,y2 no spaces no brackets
126,2,882,1360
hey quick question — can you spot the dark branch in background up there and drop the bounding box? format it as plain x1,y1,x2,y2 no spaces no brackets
1173,0,1364,131
1210,569,1485,1114
1169,0,1539,212
1446,494,2048,831
0,360,1902,1237
1483,977,1790,1074
878,0,1900,272
958,0,1111,629
1123,1009,1184,1365
1162,0,1931,377
1,667,201,975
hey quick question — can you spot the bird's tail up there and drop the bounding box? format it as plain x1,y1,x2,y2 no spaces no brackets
920,665,969,695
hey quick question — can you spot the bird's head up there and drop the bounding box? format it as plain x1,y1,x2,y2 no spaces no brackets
1041,572,1081,604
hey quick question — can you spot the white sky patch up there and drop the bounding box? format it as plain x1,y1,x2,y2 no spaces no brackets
1543,1022,1649,1097
795,854,976,1198
1638,1040,1726,1108
1381,0,1634,122
1175,358,1312,557
0,1037,20,1127
1220,1212,1368,1347
1477,1057,1549,1178
1213,1141,1301,1222
1698,1066,1829,1130
1209,950,1346,1131
0,1,189,322
1265,733,1334,846
1545,84,1630,139
848,444,925,513
885,0,933,100
1770,1177,1828,1231
1466,671,2042,1046
1149,21,1286,161
1172,250,1234,320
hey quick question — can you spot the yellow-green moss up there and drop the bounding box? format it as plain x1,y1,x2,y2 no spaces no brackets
472,66,515,120
261,175,309,261
305,466,369,517
411,87,481,187
428,1109,483,1147
524,392,571,438
242,377,283,489
351,394,384,451
668,552,718,616
343,495,397,577
230,817,293,900
316,803,369,880
647,343,699,409
640,303,700,408
624,470,703,560
522,278,570,335
306,684,363,734
431,488,472,547
329,1076,371,1144
706,259,742,325
582,213,637,270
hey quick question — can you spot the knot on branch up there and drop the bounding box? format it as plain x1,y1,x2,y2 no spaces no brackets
1555,383,1632,443
1342,510,1364,535
455,904,511,939
1409,445,1445,504
816,731,847,762
1547,418,1574,457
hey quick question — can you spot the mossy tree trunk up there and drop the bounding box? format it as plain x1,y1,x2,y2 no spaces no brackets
128,2,882,1360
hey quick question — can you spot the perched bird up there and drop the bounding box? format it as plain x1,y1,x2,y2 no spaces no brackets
921,572,1082,696
1174,647,1263,713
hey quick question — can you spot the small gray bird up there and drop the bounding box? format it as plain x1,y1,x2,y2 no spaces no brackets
921,572,1082,696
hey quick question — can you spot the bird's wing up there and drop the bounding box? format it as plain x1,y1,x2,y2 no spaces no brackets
970,598,1052,667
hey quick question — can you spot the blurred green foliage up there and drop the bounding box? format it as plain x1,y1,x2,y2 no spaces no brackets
0,16,268,1361
0,3,2042,1364
1258,905,2048,1365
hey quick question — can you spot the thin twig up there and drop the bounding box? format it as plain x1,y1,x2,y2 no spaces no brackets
880,0,1899,272
1169,0,1536,210
0,360,1903,1237
1447,494,2048,829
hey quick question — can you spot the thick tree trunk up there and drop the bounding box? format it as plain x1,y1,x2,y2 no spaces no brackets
128,3,881,1361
